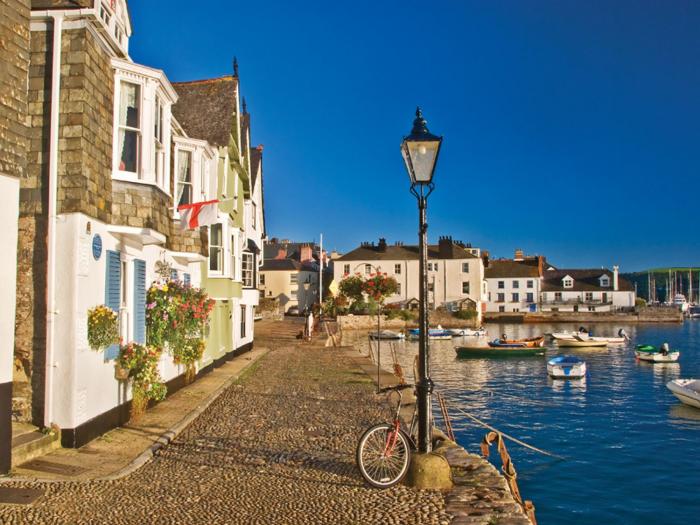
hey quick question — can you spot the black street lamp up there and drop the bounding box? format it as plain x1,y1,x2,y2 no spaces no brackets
401,107,442,454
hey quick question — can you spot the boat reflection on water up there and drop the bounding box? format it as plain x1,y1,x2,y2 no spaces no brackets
651,362,681,381
549,376,587,392
669,404,700,426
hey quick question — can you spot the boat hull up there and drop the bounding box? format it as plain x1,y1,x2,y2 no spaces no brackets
667,379,700,409
369,331,404,340
635,351,680,363
448,328,486,337
455,346,545,358
556,339,607,348
547,357,586,379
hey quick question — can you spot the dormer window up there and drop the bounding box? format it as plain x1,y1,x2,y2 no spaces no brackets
600,276,610,287
563,277,574,288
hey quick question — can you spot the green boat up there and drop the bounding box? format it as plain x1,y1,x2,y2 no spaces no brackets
455,346,546,358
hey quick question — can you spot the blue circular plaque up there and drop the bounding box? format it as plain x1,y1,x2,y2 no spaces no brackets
92,234,102,260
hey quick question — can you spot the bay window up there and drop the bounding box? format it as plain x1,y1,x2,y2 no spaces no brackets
117,81,140,174
242,252,254,288
209,223,223,273
154,98,165,188
176,149,193,207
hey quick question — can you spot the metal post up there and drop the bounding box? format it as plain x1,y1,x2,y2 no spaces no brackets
414,185,434,453
376,306,381,390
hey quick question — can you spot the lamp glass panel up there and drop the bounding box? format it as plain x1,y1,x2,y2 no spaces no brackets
401,143,415,184
407,140,439,183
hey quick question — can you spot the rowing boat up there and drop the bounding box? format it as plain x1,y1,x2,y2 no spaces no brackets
369,330,405,340
635,344,680,363
455,346,545,358
547,355,587,379
488,336,545,348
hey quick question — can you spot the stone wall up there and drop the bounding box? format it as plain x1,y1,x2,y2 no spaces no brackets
0,0,30,179
337,312,479,331
483,309,685,324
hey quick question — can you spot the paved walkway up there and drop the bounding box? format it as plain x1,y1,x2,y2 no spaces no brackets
0,343,449,524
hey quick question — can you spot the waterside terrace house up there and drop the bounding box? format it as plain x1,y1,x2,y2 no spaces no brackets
259,242,330,313
540,267,636,312
172,66,266,367
485,250,548,313
334,237,486,321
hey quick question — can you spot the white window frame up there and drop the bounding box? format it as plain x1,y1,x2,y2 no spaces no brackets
112,59,177,195
175,147,194,210
394,264,401,274
242,252,254,288
208,223,224,275
563,278,574,288
343,264,350,275
462,262,469,273
462,281,470,295
290,273,298,284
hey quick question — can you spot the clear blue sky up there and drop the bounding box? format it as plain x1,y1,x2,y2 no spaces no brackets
129,1,699,272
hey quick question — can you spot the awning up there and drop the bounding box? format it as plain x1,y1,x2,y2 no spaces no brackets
247,238,261,254
171,251,206,265
107,225,166,246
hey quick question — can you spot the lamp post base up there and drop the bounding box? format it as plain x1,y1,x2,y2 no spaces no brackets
405,451,453,490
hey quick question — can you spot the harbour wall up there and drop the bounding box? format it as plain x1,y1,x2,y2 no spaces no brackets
337,312,479,331
485,308,683,324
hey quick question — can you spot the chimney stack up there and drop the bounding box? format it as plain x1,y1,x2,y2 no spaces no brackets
275,247,287,259
378,238,387,252
438,235,453,259
613,265,619,291
514,248,524,261
300,244,313,263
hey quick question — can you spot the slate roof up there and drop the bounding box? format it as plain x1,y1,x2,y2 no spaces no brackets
260,259,301,272
171,76,238,147
485,260,541,279
542,269,634,292
250,146,262,188
338,243,477,261
264,242,320,261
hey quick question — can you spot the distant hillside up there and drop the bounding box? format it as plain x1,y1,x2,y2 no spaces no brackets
622,268,699,303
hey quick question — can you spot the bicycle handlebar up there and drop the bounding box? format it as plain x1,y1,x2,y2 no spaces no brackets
376,383,414,394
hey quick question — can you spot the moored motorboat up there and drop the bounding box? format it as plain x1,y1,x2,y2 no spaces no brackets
369,330,405,340
447,327,486,337
547,355,587,379
455,345,545,358
552,329,628,344
635,344,680,363
488,336,545,348
407,328,452,340
666,379,700,408
556,337,607,348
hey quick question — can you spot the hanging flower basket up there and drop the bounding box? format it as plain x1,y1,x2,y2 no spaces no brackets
117,342,167,420
114,363,129,381
87,305,119,351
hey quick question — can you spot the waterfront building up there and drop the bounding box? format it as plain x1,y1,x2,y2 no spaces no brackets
7,0,265,454
260,242,330,313
0,0,30,473
334,237,486,321
172,71,265,365
540,267,636,312
485,251,547,313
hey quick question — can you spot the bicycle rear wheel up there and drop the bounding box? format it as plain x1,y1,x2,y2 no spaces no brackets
356,423,411,488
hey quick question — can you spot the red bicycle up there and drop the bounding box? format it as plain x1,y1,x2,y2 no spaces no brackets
356,383,417,488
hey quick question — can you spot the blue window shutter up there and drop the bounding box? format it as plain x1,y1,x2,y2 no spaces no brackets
183,273,191,286
170,269,178,281
133,259,146,344
104,250,121,360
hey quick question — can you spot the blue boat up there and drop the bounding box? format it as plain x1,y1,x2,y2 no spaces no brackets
547,355,586,379
407,328,453,340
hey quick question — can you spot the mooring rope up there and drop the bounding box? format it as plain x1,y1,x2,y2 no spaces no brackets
449,405,566,460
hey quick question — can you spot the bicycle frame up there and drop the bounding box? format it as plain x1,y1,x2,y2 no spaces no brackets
385,388,418,452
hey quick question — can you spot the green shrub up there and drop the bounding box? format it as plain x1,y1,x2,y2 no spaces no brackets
453,309,477,320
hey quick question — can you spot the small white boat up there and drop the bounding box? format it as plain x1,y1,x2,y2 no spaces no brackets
369,330,405,340
635,350,680,362
407,328,452,340
556,337,607,348
552,329,628,344
448,327,486,337
667,379,700,408
547,355,586,379
635,343,680,362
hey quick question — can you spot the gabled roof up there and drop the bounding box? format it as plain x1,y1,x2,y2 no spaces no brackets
485,260,541,279
172,76,238,147
542,269,634,292
338,243,476,262
260,259,301,272
249,146,262,188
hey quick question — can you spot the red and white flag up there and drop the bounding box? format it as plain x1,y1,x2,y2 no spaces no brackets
178,200,219,230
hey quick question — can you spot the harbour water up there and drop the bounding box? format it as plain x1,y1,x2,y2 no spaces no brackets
346,321,700,524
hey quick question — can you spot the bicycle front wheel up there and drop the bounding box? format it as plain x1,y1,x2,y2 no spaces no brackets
356,423,412,489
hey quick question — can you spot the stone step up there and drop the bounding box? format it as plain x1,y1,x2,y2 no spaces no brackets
11,425,61,469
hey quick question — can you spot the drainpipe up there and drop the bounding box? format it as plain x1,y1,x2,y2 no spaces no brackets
44,13,64,429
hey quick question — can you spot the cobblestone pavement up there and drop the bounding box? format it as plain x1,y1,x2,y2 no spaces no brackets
0,345,450,524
